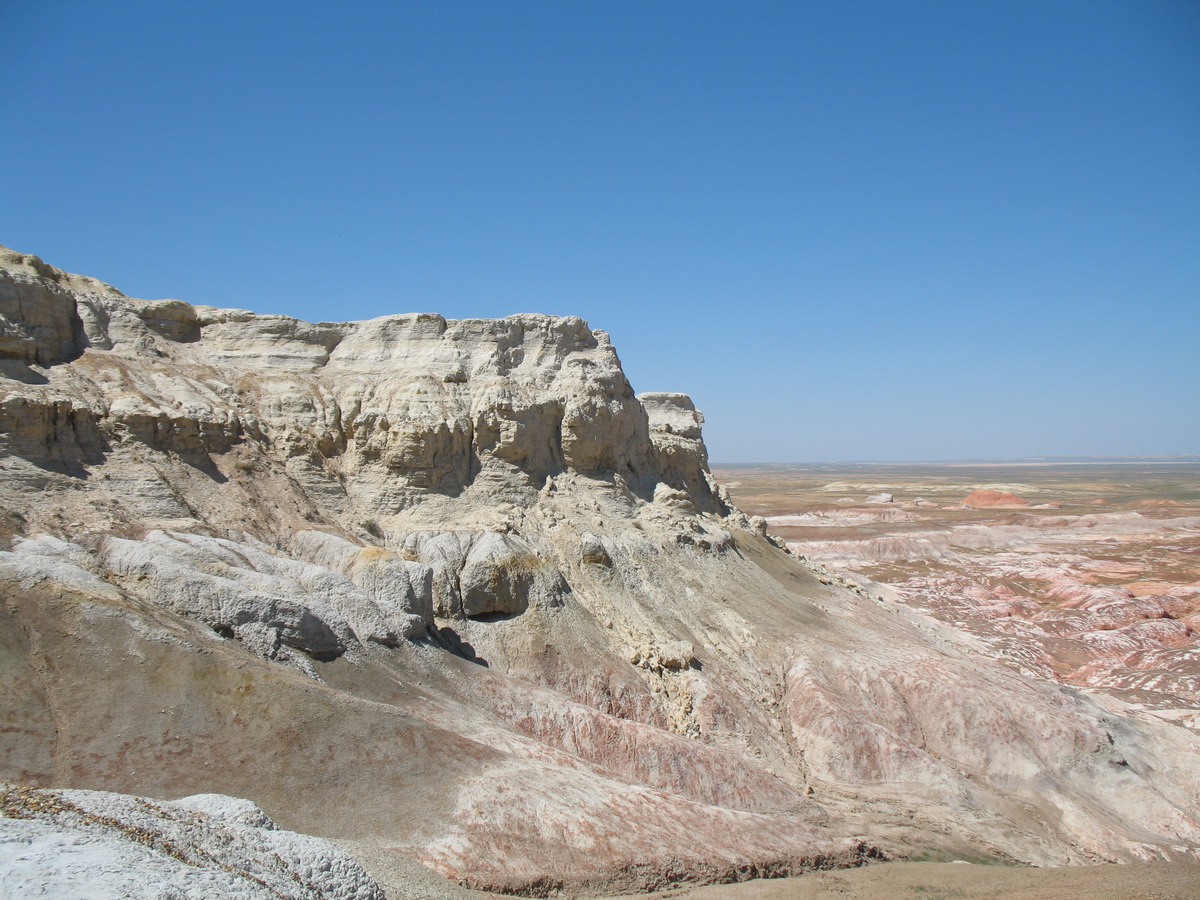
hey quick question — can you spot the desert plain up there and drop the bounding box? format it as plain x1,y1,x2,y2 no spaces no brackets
714,459,1200,729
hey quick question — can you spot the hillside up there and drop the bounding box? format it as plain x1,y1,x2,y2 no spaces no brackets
2,245,1198,896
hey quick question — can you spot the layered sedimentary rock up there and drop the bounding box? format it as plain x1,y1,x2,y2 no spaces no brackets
2,245,1200,895
962,489,1030,509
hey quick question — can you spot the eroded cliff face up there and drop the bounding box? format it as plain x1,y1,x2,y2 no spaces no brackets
2,245,1199,895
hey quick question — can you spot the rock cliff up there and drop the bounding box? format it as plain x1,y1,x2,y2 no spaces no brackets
2,245,1199,895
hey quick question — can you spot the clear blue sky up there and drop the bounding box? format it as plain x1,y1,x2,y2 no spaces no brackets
4,1,1198,461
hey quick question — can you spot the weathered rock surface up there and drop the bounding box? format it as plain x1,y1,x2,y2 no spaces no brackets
0,784,385,899
2,245,1199,894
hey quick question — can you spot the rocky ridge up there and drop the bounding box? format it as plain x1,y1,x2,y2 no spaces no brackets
2,246,1200,895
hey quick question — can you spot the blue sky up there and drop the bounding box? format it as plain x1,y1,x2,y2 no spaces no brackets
4,1,1198,461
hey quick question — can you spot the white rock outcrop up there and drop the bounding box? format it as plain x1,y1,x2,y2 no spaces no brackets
0,784,384,900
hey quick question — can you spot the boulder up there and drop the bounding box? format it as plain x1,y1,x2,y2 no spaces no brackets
580,533,612,565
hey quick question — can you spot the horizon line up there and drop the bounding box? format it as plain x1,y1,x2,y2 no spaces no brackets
710,455,1200,467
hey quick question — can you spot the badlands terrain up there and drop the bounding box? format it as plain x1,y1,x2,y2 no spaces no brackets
1,244,1199,899
714,461,1200,731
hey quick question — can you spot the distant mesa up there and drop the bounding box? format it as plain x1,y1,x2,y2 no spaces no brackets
962,489,1030,509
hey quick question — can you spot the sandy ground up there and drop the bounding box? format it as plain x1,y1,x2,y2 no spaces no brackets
349,854,1200,900
609,861,1200,900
